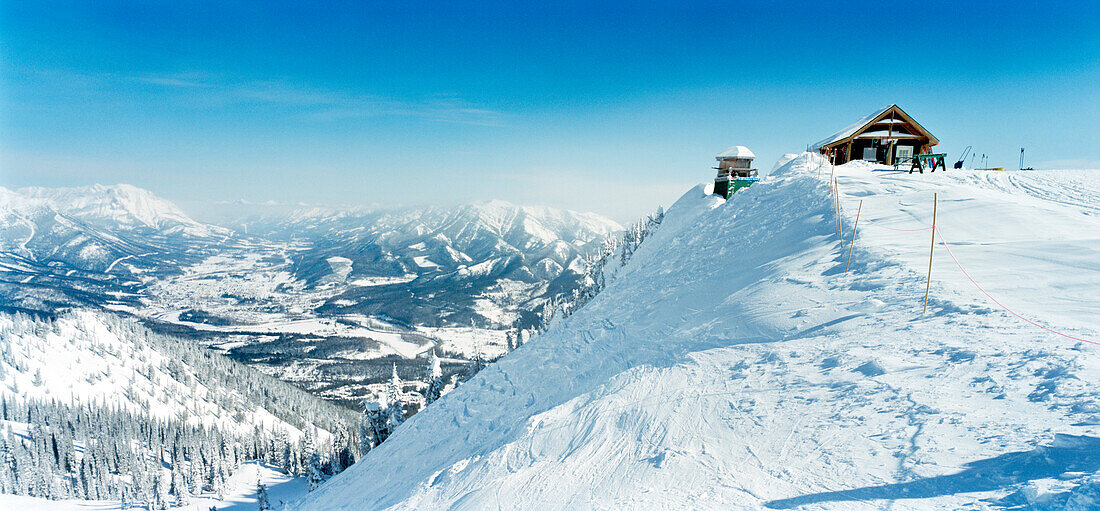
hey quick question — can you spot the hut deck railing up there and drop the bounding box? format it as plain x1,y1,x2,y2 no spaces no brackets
715,168,759,181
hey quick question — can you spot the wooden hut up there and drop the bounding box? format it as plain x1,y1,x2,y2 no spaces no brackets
713,145,758,199
812,105,939,165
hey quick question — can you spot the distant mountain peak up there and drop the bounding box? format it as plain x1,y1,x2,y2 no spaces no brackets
7,183,231,237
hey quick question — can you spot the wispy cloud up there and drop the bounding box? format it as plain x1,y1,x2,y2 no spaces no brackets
126,73,507,126
131,73,212,88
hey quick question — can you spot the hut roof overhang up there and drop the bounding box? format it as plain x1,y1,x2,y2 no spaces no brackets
811,104,939,152
715,145,755,160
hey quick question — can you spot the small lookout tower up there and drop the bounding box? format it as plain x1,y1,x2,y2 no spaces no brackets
713,145,758,199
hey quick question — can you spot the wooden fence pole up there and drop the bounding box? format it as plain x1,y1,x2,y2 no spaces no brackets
831,178,838,234
836,179,844,250
833,179,840,237
923,193,938,313
845,200,862,273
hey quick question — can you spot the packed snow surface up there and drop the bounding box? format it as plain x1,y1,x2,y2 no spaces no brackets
296,154,1100,510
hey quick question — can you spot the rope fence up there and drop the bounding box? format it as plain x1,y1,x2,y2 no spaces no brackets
825,167,1098,346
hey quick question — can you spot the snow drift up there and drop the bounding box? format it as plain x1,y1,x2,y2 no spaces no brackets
296,154,1100,510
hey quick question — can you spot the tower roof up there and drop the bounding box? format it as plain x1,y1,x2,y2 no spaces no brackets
715,145,755,160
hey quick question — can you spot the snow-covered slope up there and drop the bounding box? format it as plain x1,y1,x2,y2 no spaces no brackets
0,310,352,440
295,155,1100,510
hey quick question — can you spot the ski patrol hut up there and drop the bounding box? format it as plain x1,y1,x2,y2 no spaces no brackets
811,105,939,165
713,145,759,199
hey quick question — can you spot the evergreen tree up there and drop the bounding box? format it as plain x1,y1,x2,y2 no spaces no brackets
278,430,293,475
256,480,273,511
359,399,376,455
304,429,324,492
423,350,444,406
470,343,485,377
0,435,14,494
172,461,190,506
331,427,355,473
212,464,227,501
154,470,171,510
384,364,406,437
80,453,96,499
189,451,205,497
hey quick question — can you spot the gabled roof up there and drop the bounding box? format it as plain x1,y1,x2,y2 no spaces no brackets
811,105,938,151
715,145,755,160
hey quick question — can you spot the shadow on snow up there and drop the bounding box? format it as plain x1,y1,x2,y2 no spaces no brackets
765,434,1100,509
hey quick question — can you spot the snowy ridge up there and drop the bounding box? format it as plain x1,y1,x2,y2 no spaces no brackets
296,154,1100,510
3,184,230,239
0,184,230,278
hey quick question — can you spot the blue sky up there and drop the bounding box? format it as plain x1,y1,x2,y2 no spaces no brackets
1,0,1097,221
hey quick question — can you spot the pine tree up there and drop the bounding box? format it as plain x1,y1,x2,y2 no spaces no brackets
0,435,13,494
304,429,324,492
423,350,444,406
256,480,273,511
359,399,375,455
80,453,96,499
154,469,170,510
278,430,293,475
384,364,406,437
212,464,226,501
172,461,190,506
189,450,204,497
332,427,354,473
471,343,484,376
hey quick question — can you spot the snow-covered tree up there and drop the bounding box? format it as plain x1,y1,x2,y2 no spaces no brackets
0,436,14,494
189,450,205,496
384,364,406,435
470,343,485,377
154,470,171,510
256,480,273,510
423,350,444,406
331,426,355,474
172,461,190,506
366,365,407,446
304,429,324,492
359,399,376,455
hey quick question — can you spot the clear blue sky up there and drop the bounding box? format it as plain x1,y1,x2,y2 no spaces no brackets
1,0,1097,222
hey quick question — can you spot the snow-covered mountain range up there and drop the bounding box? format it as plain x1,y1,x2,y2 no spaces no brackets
0,184,622,407
0,184,229,270
0,184,232,313
294,155,1100,510
230,199,622,328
